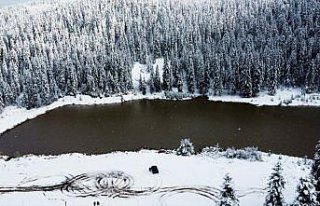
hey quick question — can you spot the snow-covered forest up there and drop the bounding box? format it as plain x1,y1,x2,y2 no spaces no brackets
0,0,319,111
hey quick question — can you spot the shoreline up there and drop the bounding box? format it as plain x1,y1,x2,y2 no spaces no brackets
0,149,311,206
1,88,320,136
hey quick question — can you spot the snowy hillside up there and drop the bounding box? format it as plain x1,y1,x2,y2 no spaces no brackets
0,150,312,206
0,0,319,112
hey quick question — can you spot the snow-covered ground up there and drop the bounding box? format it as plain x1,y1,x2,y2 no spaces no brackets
0,0,30,7
0,150,311,206
132,58,164,92
208,87,320,107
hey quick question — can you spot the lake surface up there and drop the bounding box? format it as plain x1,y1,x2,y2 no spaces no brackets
0,99,319,157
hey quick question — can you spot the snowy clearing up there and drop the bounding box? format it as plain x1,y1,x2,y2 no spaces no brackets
0,150,311,206
131,58,164,91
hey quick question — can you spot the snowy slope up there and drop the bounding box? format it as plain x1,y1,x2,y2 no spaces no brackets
0,150,311,206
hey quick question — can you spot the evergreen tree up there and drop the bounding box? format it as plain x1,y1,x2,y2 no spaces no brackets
149,68,155,94
218,174,239,206
176,138,195,156
264,160,286,206
0,94,4,112
176,72,183,93
252,61,262,97
311,140,320,203
238,53,253,97
141,77,147,95
139,74,144,93
305,60,318,93
267,66,279,96
162,57,172,91
187,59,196,94
240,67,253,98
154,66,162,92
294,177,317,206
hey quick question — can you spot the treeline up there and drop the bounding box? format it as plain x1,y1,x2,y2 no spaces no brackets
0,0,319,111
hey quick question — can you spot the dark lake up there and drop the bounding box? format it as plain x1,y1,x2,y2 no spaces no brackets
0,99,319,157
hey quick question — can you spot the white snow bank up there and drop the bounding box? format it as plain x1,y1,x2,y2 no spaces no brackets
208,87,320,107
0,150,311,206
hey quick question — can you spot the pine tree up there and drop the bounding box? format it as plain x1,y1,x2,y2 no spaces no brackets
162,57,172,91
240,67,252,98
0,93,4,112
239,53,253,98
149,69,155,94
252,62,262,97
139,74,144,93
212,56,223,96
187,59,195,94
141,77,147,95
176,72,183,93
154,65,162,92
305,60,318,94
218,174,239,206
264,160,286,206
199,64,210,95
176,138,195,156
311,139,320,203
294,177,317,206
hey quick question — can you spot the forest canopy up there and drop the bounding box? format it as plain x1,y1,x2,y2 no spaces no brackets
0,0,319,111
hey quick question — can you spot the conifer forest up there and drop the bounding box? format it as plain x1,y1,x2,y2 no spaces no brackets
0,0,319,111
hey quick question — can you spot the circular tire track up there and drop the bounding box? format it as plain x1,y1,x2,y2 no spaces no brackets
61,171,133,197
0,171,266,203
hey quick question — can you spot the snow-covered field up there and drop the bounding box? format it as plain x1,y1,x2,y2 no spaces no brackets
0,150,311,206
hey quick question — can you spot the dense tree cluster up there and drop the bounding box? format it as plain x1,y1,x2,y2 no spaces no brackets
0,0,319,111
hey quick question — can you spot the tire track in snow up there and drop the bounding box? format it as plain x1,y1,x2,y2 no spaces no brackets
0,171,266,202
